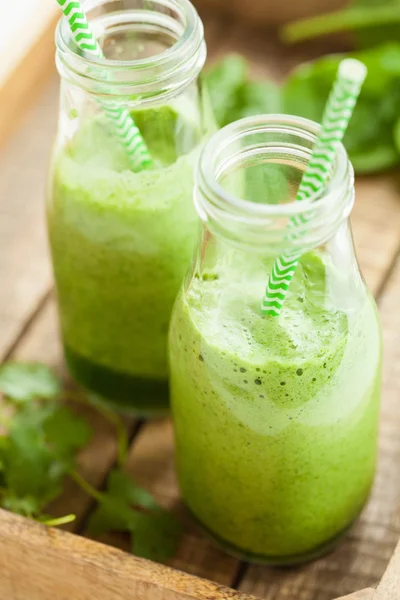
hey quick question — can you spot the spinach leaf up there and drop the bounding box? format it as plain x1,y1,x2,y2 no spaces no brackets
352,0,400,48
205,57,286,200
235,81,282,120
204,56,282,128
284,44,400,172
204,55,248,127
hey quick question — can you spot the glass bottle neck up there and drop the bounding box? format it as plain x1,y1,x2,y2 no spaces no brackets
195,115,354,256
55,0,206,102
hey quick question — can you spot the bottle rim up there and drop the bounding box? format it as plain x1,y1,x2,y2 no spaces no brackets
55,0,206,99
195,114,355,253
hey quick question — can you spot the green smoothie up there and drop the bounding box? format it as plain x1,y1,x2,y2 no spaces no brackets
169,251,381,562
48,106,201,413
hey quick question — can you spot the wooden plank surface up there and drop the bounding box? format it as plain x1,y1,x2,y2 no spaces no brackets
374,539,400,600
0,78,58,361
0,15,57,148
352,176,400,295
338,592,374,600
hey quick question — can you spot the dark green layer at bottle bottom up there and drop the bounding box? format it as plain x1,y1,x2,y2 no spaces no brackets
64,345,169,416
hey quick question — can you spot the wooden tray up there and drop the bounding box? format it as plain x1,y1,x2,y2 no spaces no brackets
1,10,400,600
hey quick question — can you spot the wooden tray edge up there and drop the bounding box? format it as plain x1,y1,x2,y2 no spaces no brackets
0,508,388,599
0,508,255,600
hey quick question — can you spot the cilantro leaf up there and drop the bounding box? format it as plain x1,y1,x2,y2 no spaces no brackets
3,420,64,504
0,360,181,562
0,363,61,403
87,469,159,535
0,400,91,513
131,509,182,562
87,496,135,535
106,469,159,510
44,406,92,460
87,469,182,561
1,493,41,517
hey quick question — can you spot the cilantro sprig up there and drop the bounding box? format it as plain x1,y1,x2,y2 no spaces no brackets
0,362,181,562
85,469,182,561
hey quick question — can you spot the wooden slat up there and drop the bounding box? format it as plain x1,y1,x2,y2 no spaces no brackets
0,77,59,361
338,592,374,600
239,254,400,599
92,419,240,585
0,509,258,600
9,295,62,373
0,16,57,148
352,175,400,296
374,539,400,600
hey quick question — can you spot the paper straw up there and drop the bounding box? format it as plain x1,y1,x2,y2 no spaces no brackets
261,58,367,317
57,0,153,172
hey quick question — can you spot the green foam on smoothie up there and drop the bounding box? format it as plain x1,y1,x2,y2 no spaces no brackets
186,252,347,409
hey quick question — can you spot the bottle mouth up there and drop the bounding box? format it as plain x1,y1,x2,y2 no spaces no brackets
196,114,354,253
56,0,206,100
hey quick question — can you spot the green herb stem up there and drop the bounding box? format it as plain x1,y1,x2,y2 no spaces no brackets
91,404,129,468
69,469,103,502
65,390,129,467
39,514,76,527
282,7,400,43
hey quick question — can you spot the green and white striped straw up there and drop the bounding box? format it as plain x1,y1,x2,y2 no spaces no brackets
261,58,367,317
57,0,153,172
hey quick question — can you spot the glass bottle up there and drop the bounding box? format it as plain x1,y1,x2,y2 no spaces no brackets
169,115,382,564
48,0,209,415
